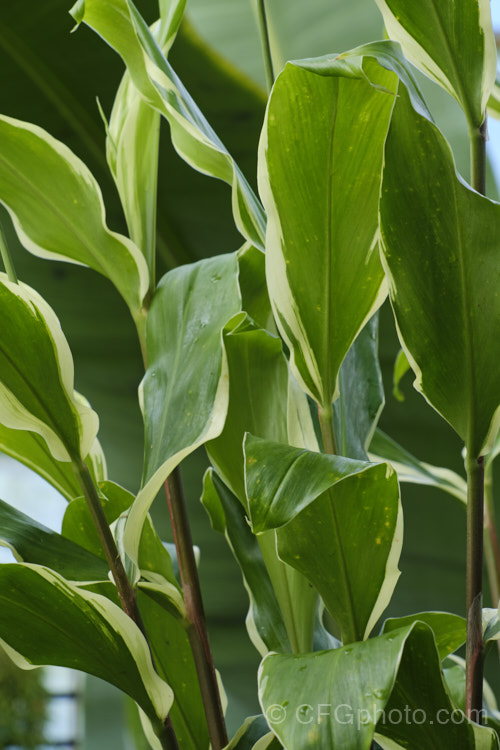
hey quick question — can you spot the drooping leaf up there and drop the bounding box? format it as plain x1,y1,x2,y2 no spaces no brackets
202,468,290,656
105,1,186,276
443,655,500,737
0,275,98,462
332,314,384,460
373,0,496,127
0,423,106,501
369,429,467,506
379,84,500,457
237,244,273,334
124,253,241,564
0,564,173,731
382,611,466,659
0,498,109,582
0,117,148,320
259,623,498,749
259,56,396,409
71,0,266,250
245,435,402,643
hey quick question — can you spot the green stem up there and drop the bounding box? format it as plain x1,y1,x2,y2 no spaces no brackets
255,0,275,92
75,460,138,621
164,468,228,750
0,226,18,284
469,120,487,195
318,404,337,455
484,462,500,662
464,117,487,722
465,453,485,723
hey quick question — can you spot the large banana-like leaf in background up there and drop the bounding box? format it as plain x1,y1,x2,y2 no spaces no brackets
259,57,395,410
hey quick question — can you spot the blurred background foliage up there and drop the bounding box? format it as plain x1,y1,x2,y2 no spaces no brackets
0,0,498,746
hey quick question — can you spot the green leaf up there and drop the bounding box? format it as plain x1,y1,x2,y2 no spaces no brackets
0,423,106,501
71,0,266,250
202,469,290,656
382,611,466,659
124,253,241,564
0,498,109,582
373,0,496,127
487,78,500,121
392,348,410,402
105,1,186,276
137,589,209,750
332,315,384,460
0,564,172,730
205,319,319,654
225,715,281,749
0,116,148,319
245,435,402,643
259,57,396,408
443,655,500,736
0,275,98,462
237,244,274,333
483,607,500,644
379,84,500,457
259,623,498,749
369,429,467,506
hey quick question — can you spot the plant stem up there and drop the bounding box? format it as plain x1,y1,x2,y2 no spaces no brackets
164,467,228,750
465,453,485,722
464,117,487,722
469,120,487,195
318,404,337,455
255,0,275,91
75,460,139,622
484,462,500,661
0,225,18,284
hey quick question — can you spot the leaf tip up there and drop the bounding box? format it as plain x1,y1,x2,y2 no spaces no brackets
69,0,85,31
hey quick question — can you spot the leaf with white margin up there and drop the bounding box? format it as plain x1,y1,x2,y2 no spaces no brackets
260,623,499,749
71,0,266,250
0,116,148,319
373,0,496,127
380,83,500,457
369,429,467,506
244,435,402,644
0,563,172,730
202,468,291,656
0,497,109,582
0,274,98,462
124,253,241,565
0,424,106,501
259,55,396,408
105,0,186,274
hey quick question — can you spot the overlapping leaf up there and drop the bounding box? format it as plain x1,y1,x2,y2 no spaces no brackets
105,0,186,276
245,436,402,643
124,253,241,564
71,0,266,250
0,117,148,319
259,56,396,408
0,275,98,462
373,0,496,126
379,84,500,456
0,564,172,730
259,623,499,749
